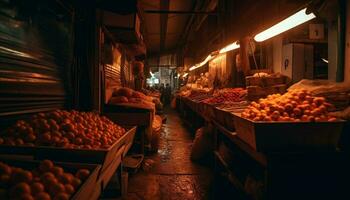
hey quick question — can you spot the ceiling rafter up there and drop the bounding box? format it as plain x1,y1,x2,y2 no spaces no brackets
159,0,170,52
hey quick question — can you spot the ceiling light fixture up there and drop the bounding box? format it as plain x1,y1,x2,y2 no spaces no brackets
254,8,316,42
189,55,213,71
183,73,188,78
219,41,240,54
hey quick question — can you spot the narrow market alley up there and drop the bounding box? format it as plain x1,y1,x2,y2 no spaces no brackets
1,1,349,200
120,108,213,200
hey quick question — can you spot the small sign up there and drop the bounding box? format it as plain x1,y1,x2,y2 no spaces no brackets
309,24,324,39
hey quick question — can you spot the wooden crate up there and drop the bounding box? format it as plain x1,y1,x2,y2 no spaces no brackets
214,108,235,132
246,76,286,87
0,127,136,177
232,114,345,152
0,157,102,200
104,112,153,126
202,103,215,120
247,84,287,101
247,69,272,76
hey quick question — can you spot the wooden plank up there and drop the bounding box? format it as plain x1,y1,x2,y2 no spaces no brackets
213,120,267,167
0,157,102,200
104,112,152,126
214,151,251,198
232,113,345,152
0,127,136,179
99,145,125,190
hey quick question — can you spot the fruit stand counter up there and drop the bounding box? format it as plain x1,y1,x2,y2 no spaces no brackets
0,110,138,199
0,127,136,199
0,157,102,200
212,119,349,200
103,105,153,154
177,97,207,131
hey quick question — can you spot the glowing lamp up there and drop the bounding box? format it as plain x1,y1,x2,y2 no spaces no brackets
219,41,240,54
254,8,316,42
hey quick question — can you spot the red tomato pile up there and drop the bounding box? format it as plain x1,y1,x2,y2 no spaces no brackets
0,110,126,149
203,88,247,104
0,160,90,200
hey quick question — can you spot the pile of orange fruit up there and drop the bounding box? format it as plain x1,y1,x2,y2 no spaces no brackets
0,110,125,149
241,90,337,122
0,160,90,200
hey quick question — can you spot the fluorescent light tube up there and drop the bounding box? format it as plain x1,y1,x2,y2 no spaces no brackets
219,41,240,54
189,55,213,71
254,8,316,42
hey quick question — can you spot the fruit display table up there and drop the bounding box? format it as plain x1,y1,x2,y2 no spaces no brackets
176,90,348,200
178,97,206,131
0,110,137,199
0,127,136,176
0,157,102,200
212,119,349,200
103,106,153,154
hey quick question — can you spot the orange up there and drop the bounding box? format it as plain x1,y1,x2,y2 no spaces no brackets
75,169,90,180
34,192,51,200
70,178,81,189
31,182,45,194
53,192,69,200
39,160,54,172
10,182,31,197
64,184,74,194
51,167,64,177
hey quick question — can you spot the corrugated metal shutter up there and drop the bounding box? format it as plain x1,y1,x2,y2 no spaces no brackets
105,63,122,87
122,58,134,88
0,1,73,123
104,47,122,88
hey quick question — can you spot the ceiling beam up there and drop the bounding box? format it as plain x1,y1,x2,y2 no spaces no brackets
137,2,155,58
158,0,170,68
177,0,200,53
145,10,218,15
159,0,170,52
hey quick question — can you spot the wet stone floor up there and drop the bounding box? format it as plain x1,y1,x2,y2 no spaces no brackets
117,108,213,200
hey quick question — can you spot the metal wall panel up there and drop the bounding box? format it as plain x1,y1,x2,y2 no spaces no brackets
0,0,73,124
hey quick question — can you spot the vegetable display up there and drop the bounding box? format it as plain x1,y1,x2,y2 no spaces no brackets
187,91,212,102
0,110,126,149
241,90,337,122
202,88,247,105
0,160,89,200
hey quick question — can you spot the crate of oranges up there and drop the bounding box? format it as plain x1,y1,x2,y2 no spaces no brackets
233,90,345,152
0,110,137,177
0,158,101,200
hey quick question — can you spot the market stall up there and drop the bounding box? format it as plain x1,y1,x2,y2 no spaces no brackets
1,0,350,199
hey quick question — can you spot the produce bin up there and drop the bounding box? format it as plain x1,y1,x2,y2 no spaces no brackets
0,127,137,177
214,108,236,132
0,157,102,200
232,114,345,152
